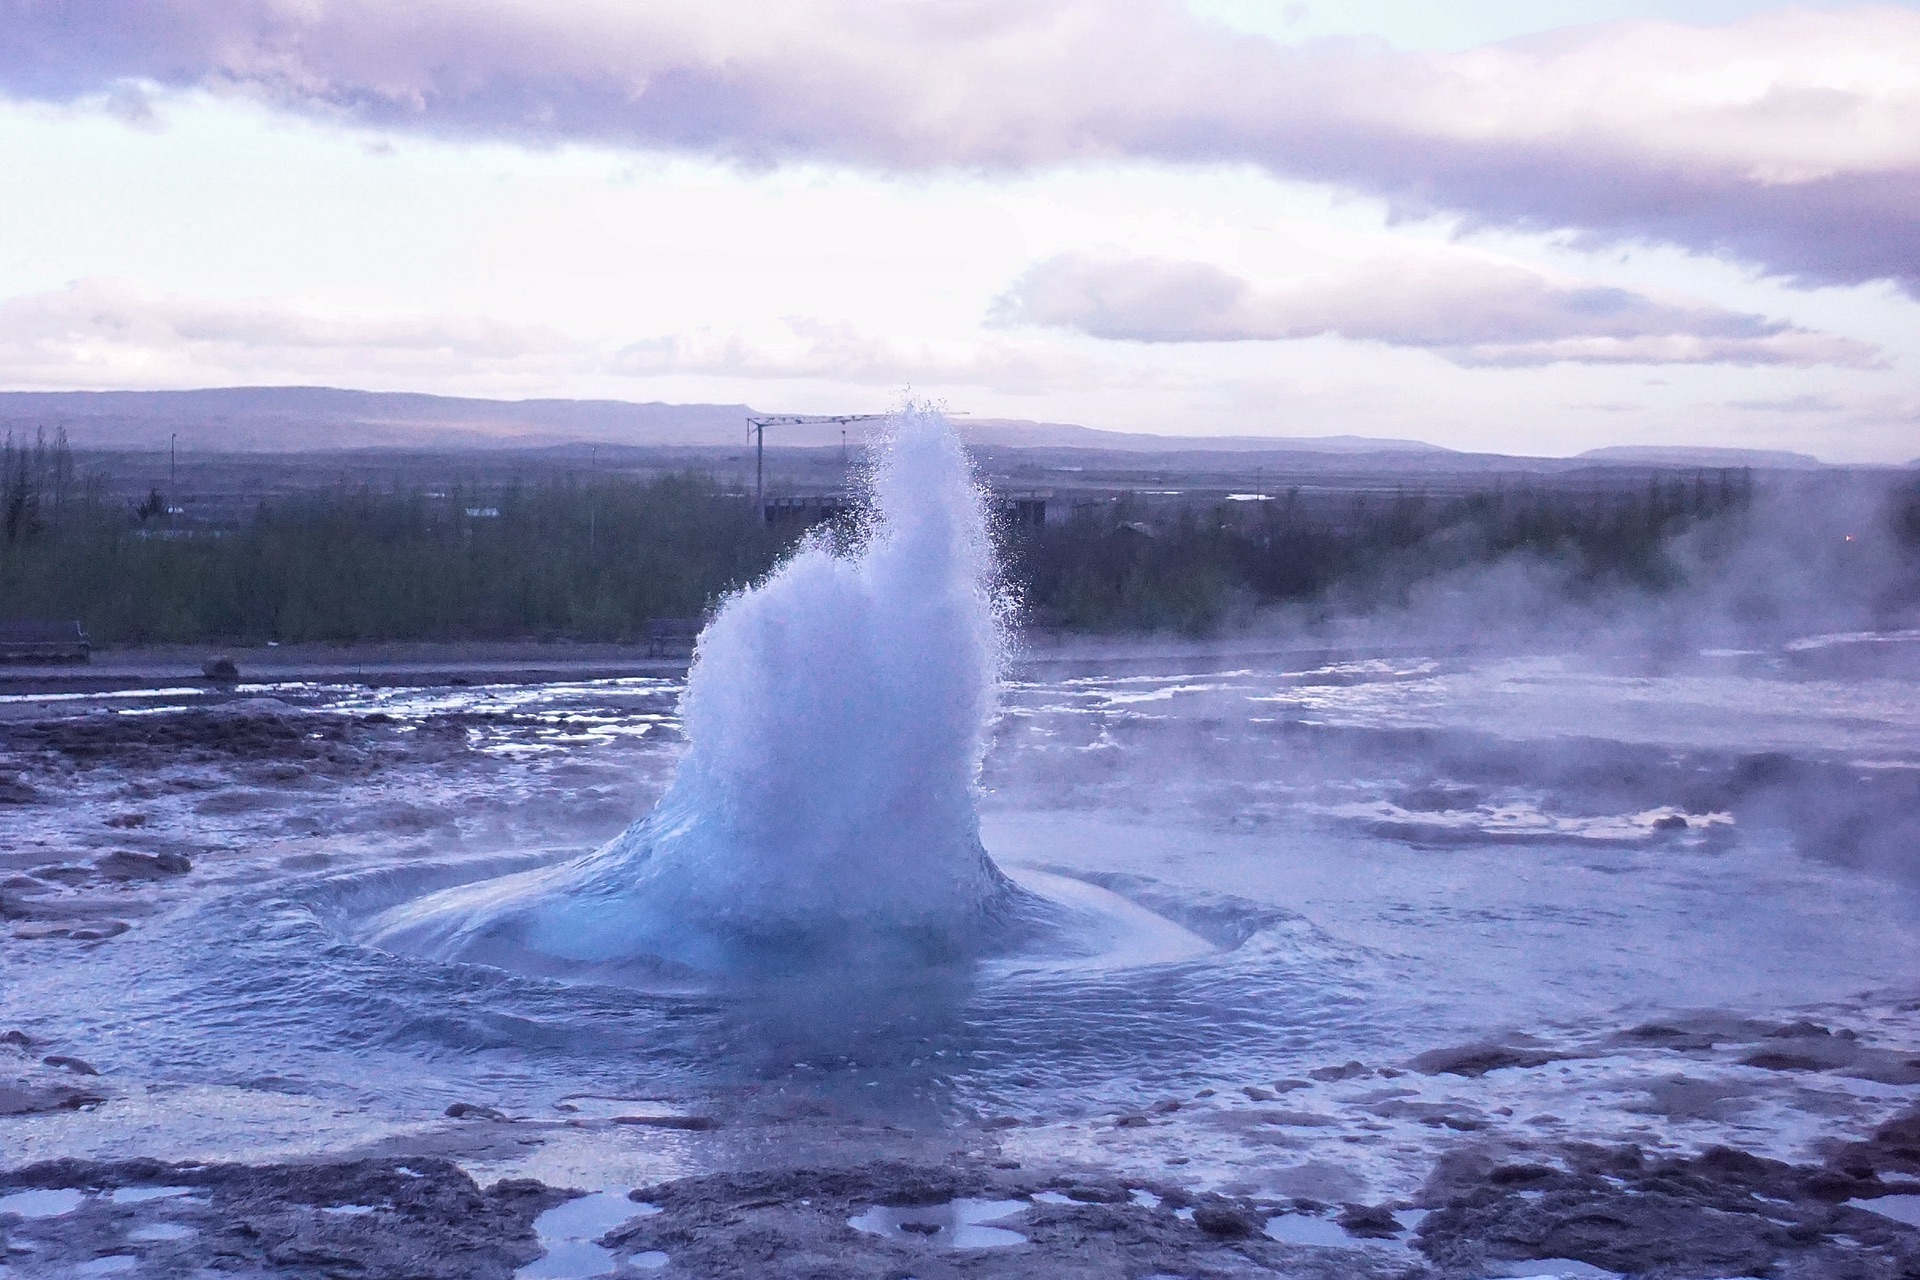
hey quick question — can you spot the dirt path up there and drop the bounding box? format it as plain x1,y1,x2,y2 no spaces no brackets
0,641,692,697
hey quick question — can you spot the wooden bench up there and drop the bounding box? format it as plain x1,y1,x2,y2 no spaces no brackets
0,620,91,664
645,618,703,657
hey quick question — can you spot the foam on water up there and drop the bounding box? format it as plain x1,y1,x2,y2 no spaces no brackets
366,407,1043,975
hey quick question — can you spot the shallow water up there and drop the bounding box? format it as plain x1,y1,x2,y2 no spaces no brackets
3,631,1919,1209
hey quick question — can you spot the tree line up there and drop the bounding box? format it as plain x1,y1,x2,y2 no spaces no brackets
3,431,1911,643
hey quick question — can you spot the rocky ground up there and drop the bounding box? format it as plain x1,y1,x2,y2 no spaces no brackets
10,1012,1920,1278
8,1111,1920,1278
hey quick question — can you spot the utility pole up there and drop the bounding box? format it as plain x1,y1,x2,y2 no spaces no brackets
168,432,177,520
745,413,889,511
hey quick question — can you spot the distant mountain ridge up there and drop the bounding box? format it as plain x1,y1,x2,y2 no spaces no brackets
0,386,1452,455
0,386,1846,467
1578,445,1825,469
0,387,758,451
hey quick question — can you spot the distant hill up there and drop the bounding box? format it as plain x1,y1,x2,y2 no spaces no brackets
960,417,1449,454
0,387,1852,469
0,387,759,451
0,386,1451,456
1578,445,1826,469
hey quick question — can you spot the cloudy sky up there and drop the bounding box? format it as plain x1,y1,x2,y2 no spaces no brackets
3,1,1918,459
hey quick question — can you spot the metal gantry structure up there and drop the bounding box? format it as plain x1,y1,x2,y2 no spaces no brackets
744,413,888,507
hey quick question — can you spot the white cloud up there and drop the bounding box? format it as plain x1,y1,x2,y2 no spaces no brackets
610,318,1098,393
0,278,576,387
992,249,1884,367
5,3,1920,289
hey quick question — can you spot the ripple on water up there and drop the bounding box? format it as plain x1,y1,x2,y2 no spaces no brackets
847,1198,1029,1248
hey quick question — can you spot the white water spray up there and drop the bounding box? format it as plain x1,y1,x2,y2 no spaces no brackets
367,407,1039,974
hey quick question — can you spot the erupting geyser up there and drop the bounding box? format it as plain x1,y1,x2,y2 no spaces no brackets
366,406,1046,976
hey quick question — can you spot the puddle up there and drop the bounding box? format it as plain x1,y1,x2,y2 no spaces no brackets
1484,1261,1620,1279
321,1204,379,1216
848,1198,1029,1249
516,1191,662,1280
1264,1213,1357,1247
0,1189,86,1219
75,1259,138,1277
128,1223,197,1242
1851,1194,1920,1228
108,1187,194,1205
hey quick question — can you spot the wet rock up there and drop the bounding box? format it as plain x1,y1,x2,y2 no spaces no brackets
1417,1126,1920,1278
1309,1061,1369,1082
610,1113,719,1131
201,657,240,683
446,1103,508,1121
1772,1019,1852,1040
41,1056,98,1076
610,1160,1416,1279
1821,1104,1920,1181
0,1082,105,1115
0,1155,566,1280
1,1030,34,1052
13,919,133,941
94,850,190,879
103,811,150,828
242,762,311,784
1191,1203,1261,1237
1485,1164,1556,1186
1743,1050,1824,1071
65,921,132,941
1409,1041,1571,1077
1336,1203,1404,1238
0,772,38,804
1243,1086,1276,1101
5,705,363,769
